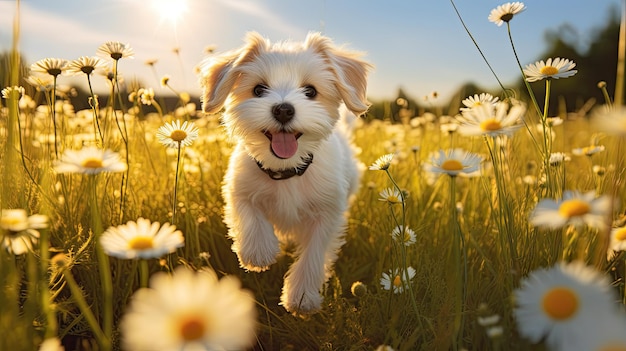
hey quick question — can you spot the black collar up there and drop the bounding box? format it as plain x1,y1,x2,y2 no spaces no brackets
256,154,314,180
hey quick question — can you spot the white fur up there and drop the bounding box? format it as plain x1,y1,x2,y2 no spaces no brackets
198,32,372,314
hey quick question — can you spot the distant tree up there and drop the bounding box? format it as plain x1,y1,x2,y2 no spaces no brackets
0,51,30,90
445,82,497,115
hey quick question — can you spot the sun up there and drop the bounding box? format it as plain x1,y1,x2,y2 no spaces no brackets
153,0,189,25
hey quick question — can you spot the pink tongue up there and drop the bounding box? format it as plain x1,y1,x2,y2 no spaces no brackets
271,132,298,159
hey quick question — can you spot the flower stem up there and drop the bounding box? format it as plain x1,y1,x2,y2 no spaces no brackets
86,74,104,144
384,170,422,325
449,0,509,97
88,176,112,350
39,228,58,338
51,75,59,159
172,143,182,223
139,259,149,288
539,79,556,197
449,175,466,350
506,22,542,118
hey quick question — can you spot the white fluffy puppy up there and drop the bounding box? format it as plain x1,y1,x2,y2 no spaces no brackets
198,32,372,314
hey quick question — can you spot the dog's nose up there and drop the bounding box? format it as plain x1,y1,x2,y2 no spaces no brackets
272,103,295,124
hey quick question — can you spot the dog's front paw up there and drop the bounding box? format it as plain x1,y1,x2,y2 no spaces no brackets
280,284,323,315
232,237,280,272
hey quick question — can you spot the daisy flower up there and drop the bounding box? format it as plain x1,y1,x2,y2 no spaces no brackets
460,93,499,112
591,105,626,137
545,116,564,128
572,145,605,157
1,209,48,255
161,75,171,87
66,56,108,76
378,187,403,204
99,218,184,259
549,152,571,166
369,153,394,171
54,146,127,175
529,190,612,231
391,225,416,246
608,225,626,260
488,2,526,26
30,58,68,77
440,122,459,134
120,266,256,351
138,87,156,106
423,148,483,178
1,86,25,100
97,41,134,61
157,120,199,149
523,58,577,82
513,261,617,350
380,266,416,294
458,100,525,137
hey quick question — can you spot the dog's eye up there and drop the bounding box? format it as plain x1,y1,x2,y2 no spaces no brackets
303,85,317,98
253,84,268,97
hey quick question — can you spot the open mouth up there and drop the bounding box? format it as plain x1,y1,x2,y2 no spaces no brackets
264,130,303,159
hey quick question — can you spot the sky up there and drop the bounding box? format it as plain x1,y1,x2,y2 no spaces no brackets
0,0,622,103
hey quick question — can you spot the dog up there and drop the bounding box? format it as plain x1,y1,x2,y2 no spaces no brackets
198,32,372,314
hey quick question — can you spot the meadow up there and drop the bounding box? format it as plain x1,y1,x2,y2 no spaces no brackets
2,2,626,351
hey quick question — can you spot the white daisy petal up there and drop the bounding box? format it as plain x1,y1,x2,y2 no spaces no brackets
514,261,617,350
54,146,127,175
457,100,525,137
157,120,200,149
523,57,578,82
0,209,48,255
121,266,256,351
488,2,526,26
100,217,184,259
423,148,483,178
530,190,612,231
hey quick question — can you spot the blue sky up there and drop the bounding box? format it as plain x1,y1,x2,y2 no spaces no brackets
0,0,621,102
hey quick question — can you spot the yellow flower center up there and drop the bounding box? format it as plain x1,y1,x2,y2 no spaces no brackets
542,286,578,320
393,275,402,288
403,231,412,243
82,158,103,169
441,159,464,171
387,195,399,203
558,199,591,218
540,66,559,76
170,130,188,142
179,317,206,341
615,228,626,242
480,119,502,131
1,217,23,227
128,236,154,250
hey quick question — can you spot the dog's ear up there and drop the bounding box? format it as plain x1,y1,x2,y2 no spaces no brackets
305,32,373,116
199,32,269,114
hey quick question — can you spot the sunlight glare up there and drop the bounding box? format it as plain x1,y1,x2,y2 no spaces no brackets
153,0,189,25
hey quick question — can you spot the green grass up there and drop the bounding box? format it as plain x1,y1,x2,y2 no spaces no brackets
1,86,624,350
